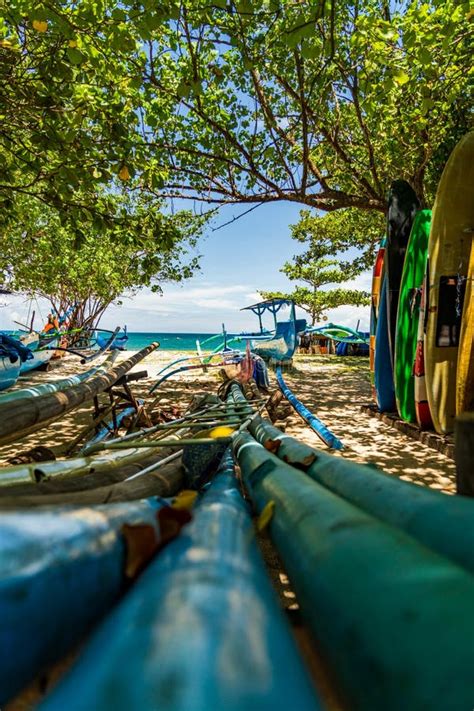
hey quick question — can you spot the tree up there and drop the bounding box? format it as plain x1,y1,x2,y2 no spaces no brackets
137,0,471,211
0,0,157,229
1,0,471,225
0,192,203,332
260,208,377,324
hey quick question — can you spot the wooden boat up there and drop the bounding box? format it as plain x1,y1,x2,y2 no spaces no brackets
239,298,306,362
308,323,369,345
19,338,59,373
96,326,128,350
425,131,474,433
394,210,431,423
0,352,117,404
5,330,59,374
0,334,34,391
385,180,420,366
0,356,21,391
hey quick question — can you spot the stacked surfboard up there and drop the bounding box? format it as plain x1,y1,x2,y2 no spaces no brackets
372,131,474,435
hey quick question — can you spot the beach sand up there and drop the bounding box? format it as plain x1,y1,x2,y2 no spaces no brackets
0,348,456,490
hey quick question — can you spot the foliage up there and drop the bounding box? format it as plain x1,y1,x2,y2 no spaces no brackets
0,0,471,222
0,0,147,228
260,208,374,324
0,193,202,330
260,286,371,326
136,0,472,210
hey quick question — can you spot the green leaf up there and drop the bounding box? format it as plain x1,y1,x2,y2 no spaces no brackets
393,70,410,85
66,48,86,65
177,81,191,98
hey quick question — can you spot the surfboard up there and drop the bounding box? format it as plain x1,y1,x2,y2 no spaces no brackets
414,268,433,429
374,273,396,413
394,210,431,422
385,180,420,368
370,238,386,398
457,233,474,414
425,131,474,434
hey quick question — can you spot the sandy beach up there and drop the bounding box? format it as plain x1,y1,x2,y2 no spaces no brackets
0,348,456,491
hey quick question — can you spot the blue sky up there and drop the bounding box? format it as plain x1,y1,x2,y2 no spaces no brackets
0,201,372,334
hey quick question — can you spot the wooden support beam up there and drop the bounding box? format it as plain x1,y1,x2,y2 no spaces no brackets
455,413,474,496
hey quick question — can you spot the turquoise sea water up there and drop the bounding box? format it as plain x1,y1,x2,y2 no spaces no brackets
125,332,219,351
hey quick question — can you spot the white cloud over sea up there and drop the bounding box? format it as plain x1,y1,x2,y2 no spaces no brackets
0,274,371,334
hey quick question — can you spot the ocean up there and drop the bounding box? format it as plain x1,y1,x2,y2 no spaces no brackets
125,332,220,351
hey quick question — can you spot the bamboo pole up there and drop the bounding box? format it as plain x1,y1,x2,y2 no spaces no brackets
0,455,183,508
234,431,474,711
0,343,158,446
37,452,320,711
243,410,474,577
0,353,118,405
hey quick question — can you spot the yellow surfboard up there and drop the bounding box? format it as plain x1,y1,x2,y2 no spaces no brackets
457,244,474,414
425,131,474,434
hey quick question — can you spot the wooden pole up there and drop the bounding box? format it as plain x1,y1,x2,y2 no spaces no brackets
0,343,158,447
455,412,474,496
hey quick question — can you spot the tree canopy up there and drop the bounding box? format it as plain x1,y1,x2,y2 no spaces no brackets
1,0,471,223
260,208,377,324
0,192,201,330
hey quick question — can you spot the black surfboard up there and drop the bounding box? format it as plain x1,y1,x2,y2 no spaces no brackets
385,180,420,366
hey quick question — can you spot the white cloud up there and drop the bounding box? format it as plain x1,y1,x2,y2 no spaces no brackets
0,279,371,335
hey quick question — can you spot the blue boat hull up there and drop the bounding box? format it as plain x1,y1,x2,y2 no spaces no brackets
0,357,21,391
19,344,56,373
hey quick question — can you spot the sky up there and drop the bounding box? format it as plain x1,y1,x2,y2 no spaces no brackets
0,200,372,334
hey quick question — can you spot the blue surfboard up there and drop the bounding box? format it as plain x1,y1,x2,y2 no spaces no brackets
375,274,396,412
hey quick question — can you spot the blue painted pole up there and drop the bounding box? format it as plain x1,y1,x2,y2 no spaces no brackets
275,366,343,449
39,452,321,711
247,415,474,576
0,353,117,404
234,432,474,711
0,500,162,705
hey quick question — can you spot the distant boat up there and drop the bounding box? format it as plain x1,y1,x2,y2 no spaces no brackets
95,326,128,351
237,299,306,362
14,331,59,374
0,334,34,390
305,323,369,356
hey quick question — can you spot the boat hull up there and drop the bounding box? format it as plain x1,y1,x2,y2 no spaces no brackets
20,343,57,373
0,358,21,391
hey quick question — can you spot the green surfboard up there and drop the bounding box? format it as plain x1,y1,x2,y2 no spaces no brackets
394,209,432,422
